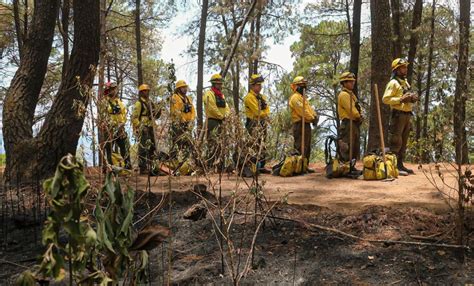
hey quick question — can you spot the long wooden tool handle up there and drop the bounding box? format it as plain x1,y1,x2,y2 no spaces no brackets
349,93,353,164
374,84,387,165
301,88,306,158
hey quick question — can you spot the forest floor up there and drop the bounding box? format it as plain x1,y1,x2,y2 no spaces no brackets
1,162,473,285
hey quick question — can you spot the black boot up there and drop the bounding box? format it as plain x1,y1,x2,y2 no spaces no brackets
397,155,414,175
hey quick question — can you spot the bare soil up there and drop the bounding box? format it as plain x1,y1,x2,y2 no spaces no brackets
1,162,473,285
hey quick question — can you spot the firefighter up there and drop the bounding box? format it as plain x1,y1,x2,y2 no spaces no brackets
337,72,362,166
104,82,131,170
244,74,270,171
132,84,161,175
203,74,230,167
289,76,318,172
169,80,195,159
383,58,419,175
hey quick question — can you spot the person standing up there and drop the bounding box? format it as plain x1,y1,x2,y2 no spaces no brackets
169,80,196,159
104,82,131,170
132,84,161,175
244,74,270,170
203,74,230,167
383,58,419,175
337,72,362,168
289,76,318,172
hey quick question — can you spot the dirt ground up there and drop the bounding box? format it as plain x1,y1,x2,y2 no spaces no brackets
129,162,455,213
2,162,473,285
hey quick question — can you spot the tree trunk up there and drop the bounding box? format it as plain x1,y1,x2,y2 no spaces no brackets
421,0,435,163
252,8,262,74
98,0,107,168
221,0,258,78
13,0,23,59
367,0,392,152
3,0,100,184
453,0,470,164
349,0,362,94
60,0,70,77
23,0,28,43
196,0,209,128
406,0,423,85
232,63,240,113
3,0,60,183
390,0,403,58
248,18,255,90
135,0,143,85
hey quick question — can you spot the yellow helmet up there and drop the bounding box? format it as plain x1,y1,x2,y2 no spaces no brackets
292,76,307,85
339,72,356,83
210,73,224,83
250,74,264,85
391,58,409,71
138,84,150,91
175,80,188,89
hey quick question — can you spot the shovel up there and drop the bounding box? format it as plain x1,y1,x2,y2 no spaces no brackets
374,84,395,182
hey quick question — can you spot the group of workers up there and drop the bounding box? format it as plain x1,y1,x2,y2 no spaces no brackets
102,57,417,177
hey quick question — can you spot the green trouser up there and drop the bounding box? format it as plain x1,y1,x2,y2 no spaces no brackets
105,129,131,168
169,123,192,160
138,126,156,172
245,118,267,167
388,110,412,163
339,119,361,162
293,121,312,161
206,118,223,167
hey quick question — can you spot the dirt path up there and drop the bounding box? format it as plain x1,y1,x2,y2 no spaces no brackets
127,162,455,214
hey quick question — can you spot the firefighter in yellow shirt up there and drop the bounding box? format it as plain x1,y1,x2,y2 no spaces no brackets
169,80,195,159
289,76,318,169
203,74,230,167
244,74,270,171
132,84,161,175
383,58,419,175
337,72,362,165
103,82,131,170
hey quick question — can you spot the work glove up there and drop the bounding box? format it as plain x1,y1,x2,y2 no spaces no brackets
400,94,412,103
409,93,419,103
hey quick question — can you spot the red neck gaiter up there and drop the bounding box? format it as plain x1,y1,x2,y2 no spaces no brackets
211,87,224,99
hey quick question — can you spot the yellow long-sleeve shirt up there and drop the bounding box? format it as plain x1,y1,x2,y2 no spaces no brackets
132,97,156,130
244,90,270,120
203,89,230,120
106,97,127,126
337,88,361,121
170,93,196,123
382,77,413,112
289,92,317,123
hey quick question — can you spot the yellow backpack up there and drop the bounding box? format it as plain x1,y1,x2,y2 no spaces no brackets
325,136,350,179
272,154,308,177
167,159,193,176
363,153,398,180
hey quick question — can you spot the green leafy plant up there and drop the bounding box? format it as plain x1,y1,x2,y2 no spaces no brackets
16,155,169,285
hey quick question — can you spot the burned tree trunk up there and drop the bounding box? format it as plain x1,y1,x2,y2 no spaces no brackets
367,0,392,152
135,0,143,85
421,0,436,163
406,0,423,85
453,0,470,164
390,0,403,58
3,0,60,183
196,0,209,128
349,0,362,95
3,0,100,184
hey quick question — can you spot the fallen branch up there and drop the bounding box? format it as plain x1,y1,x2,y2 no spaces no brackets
234,211,470,250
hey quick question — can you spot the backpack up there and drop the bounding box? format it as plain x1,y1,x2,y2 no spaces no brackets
362,152,398,180
272,153,307,177
324,136,350,179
